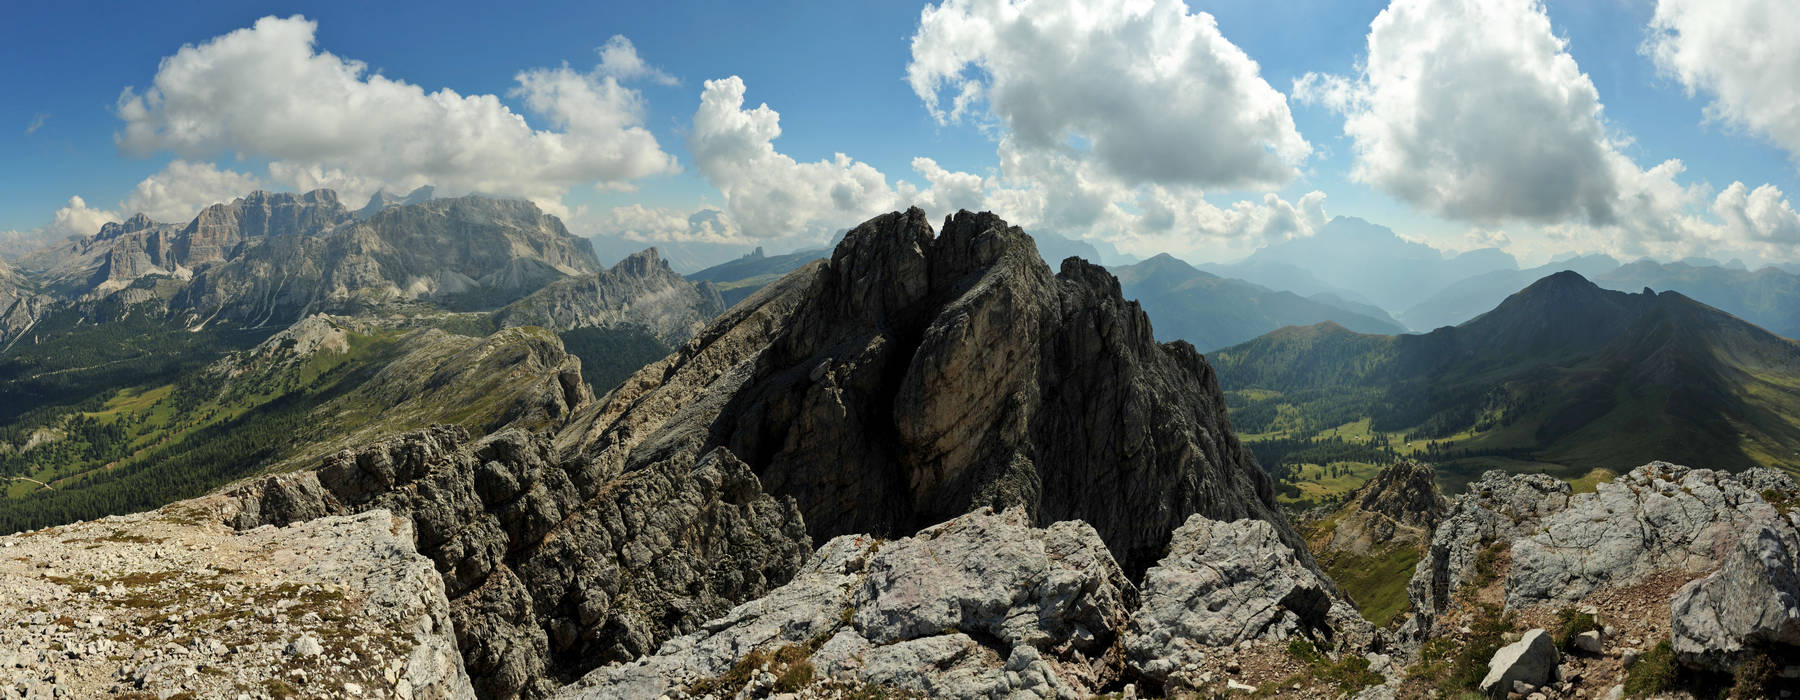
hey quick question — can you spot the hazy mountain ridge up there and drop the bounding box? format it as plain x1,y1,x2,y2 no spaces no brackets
1205,216,1518,315
1111,252,1406,351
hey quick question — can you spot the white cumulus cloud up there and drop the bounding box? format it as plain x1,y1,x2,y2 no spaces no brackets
115,15,679,216
1646,0,1800,165
689,76,902,240
45,196,121,239
1294,0,1624,224
596,35,679,86
1299,0,1800,263
908,0,1310,190
122,160,266,223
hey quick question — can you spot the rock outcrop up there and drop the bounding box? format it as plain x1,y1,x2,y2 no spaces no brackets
495,247,725,342
561,507,1372,699
1403,463,1800,682
1479,628,1559,696
1316,460,1444,557
224,426,810,698
1668,471,1800,670
1125,515,1373,689
559,208,1293,575
557,508,1126,699
1403,470,1572,638
1507,462,1786,608
0,503,472,699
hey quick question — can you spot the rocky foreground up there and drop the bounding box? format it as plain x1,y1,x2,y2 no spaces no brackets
0,500,469,699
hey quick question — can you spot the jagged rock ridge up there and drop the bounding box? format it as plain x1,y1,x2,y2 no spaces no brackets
561,208,1297,575
225,426,810,698
495,247,725,343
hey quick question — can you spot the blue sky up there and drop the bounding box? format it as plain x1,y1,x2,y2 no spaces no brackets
4,0,1799,266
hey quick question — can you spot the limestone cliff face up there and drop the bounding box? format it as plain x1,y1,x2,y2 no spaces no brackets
0,258,48,348
176,189,354,265
16,213,185,297
561,208,1293,574
494,247,725,342
170,195,604,327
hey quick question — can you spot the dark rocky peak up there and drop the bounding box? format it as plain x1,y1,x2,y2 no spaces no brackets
1352,460,1445,529
569,208,1300,576
357,185,437,219
1451,269,1657,362
609,247,670,278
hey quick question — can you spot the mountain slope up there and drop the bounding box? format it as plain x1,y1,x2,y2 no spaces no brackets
1112,253,1406,351
0,315,589,534
1215,271,1800,489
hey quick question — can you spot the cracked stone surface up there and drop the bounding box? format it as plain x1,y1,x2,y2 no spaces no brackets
554,507,1133,700
1508,463,1789,608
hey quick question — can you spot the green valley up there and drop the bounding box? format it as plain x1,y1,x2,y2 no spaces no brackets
1216,271,1800,498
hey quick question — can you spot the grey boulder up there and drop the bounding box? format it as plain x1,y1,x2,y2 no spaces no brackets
1124,514,1372,685
1479,628,1559,697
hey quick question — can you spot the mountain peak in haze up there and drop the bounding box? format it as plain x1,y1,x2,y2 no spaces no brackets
1221,216,1518,313
357,185,438,220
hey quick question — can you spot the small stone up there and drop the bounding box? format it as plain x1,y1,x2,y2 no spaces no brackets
1226,679,1255,692
1574,630,1602,654
343,682,362,696
1620,648,1640,667
284,634,322,658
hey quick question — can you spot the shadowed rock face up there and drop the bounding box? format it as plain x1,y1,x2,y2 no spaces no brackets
563,208,1297,575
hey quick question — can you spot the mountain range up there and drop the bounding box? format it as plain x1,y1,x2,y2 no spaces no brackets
1111,253,1405,351
1199,216,1517,314
1214,270,1800,491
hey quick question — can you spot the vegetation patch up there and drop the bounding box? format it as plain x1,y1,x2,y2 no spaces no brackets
1406,602,1515,696
1315,544,1421,627
1623,640,1676,697
1269,638,1384,695
1552,606,1599,653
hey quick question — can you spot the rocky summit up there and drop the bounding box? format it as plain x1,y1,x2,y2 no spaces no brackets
560,208,1293,575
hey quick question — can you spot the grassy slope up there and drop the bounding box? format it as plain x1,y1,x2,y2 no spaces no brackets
0,322,594,534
